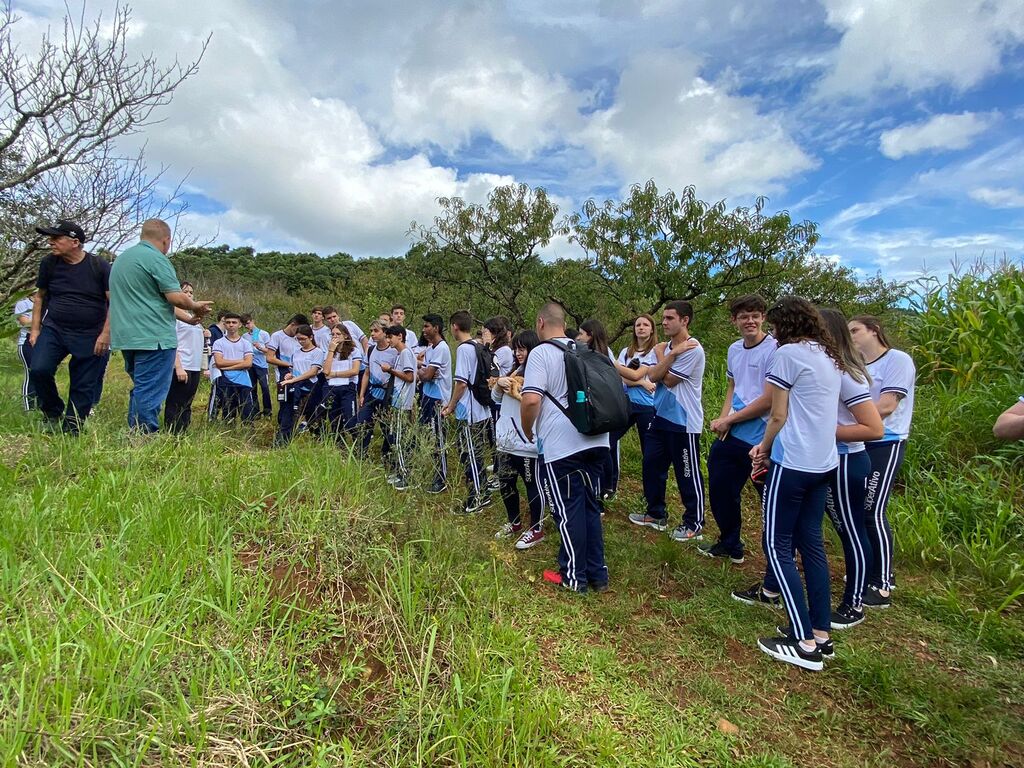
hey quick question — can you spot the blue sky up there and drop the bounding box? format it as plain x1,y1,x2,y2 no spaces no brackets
17,0,1024,279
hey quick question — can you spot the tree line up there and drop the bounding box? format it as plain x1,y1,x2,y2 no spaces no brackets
174,181,905,344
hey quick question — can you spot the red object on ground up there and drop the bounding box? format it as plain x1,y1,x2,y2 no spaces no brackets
541,569,562,586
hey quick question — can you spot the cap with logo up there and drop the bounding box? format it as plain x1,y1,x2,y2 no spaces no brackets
35,220,87,243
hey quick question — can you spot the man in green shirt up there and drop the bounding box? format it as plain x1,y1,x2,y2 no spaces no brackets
109,219,213,433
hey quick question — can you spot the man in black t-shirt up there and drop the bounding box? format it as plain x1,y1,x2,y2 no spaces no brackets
28,220,111,434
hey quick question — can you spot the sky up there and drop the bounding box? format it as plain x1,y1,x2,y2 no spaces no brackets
13,0,1024,280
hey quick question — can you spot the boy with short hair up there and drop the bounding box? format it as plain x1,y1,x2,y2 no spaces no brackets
441,310,491,514
211,312,255,421
417,313,451,494
701,295,776,563
265,314,308,429
629,300,707,543
520,302,610,593
382,325,417,490
243,313,273,417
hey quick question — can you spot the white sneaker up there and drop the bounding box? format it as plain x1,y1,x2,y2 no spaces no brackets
495,522,523,539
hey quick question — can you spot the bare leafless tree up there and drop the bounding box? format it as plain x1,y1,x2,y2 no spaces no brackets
0,2,209,301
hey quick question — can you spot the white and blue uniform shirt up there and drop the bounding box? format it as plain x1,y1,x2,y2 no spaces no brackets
617,346,658,409
652,339,706,434
493,345,515,377
765,341,841,473
176,319,204,373
312,325,332,351
326,348,362,387
454,341,491,423
494,375,538,458
391,347,417,411
837,372,873,455
866,349,915,442
13,297,32,345
243,328,270,369
342,321,366,349
366,344,398,402
212,337,254,387
725,334,778,446
422,340,452,402
267,330,300,383
290,346,326,381
522,338,609,463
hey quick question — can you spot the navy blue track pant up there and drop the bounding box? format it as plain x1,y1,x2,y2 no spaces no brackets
604,403,655,494
418,396,448,486
641,428,705,532
761,463,834,640
825,451,873,609
864,440,906,591
541,448,608,593
707,434,757,556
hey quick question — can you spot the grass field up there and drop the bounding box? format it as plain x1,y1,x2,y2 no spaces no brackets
0,351,1021,767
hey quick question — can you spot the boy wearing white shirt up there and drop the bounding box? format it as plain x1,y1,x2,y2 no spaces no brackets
521,302,610,593
418,314,451,494
265,314,308,429
441,310,492,514
629,301,707,543
382,326,417,490
211,313,255,422
702,295,777,563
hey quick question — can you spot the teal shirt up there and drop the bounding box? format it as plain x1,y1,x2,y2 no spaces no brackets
109,241,181,351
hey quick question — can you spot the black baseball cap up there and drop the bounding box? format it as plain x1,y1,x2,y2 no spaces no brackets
35,220,87,243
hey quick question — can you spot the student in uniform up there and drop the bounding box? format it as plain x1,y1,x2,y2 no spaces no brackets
391,305,419,350
211,312,256,422
324,306,369,357
740,296,844,672
576,319,621,503
206,311,228,421
848,315,916,607
701,295,777,564
484,316,514,491
382,325,417,490
493,330,546,549
14,291,37,411
521,302,610,593
275,324,325,445
417,313,451,494
628,301,706,543
310,307,331,350
441,310,492,514
164,282,206,432
319,324,362,436
265,314,308,431
356,321,398,461
608,314,660,495
819,308,884,629
242,314,273,417
994,397,1024,440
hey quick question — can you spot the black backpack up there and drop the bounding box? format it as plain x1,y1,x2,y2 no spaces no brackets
459,341,498,407
541,339,630,436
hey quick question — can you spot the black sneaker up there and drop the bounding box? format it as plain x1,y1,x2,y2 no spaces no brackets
698,541,745,564
427,481,448,494
477,494,493,509
862,585,891,609
601,489,616,502
776,624,835,659
731,583,781,607
758,636,823,671
830,602,865,630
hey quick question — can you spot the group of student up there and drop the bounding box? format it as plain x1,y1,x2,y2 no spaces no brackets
156,288,921,672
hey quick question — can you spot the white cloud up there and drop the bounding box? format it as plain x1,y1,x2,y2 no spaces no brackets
577,50,817,200
819,0,1024,95
879,112,995,159
969,187,1024,209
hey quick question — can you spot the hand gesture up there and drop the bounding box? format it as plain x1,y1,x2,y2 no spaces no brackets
192,301,214,319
